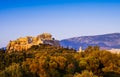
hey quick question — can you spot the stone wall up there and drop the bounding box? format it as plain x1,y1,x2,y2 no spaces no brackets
6,33,59,52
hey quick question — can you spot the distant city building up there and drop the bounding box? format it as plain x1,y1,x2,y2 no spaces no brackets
78,46,83,52
108,48,120,54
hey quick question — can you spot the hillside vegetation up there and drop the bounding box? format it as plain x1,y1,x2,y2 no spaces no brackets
0,44,120,77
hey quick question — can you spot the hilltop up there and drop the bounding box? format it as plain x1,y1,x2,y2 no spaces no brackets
5,33,120,52
6,33,60,52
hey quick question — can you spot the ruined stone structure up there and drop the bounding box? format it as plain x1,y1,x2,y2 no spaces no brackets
6,33,60,52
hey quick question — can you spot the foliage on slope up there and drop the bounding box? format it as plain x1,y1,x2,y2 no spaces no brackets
0,45,120,77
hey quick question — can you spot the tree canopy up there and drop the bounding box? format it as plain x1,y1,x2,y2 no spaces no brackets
0,45,120,77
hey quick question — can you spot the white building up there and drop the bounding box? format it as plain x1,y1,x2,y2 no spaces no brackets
108,48,120,54
78,46,83,52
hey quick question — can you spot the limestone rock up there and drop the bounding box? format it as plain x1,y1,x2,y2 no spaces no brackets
7,33,60,52
38,33,52,40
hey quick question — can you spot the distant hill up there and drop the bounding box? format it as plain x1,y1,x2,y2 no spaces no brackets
60,33,120,50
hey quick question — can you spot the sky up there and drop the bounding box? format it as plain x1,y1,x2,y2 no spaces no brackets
0,0,120,47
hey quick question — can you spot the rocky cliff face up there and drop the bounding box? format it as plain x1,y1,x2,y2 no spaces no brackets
7,33,60,52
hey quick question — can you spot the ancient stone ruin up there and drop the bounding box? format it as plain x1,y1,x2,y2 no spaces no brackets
6,33,60,52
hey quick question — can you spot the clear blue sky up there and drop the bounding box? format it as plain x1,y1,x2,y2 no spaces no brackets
0,0,120,47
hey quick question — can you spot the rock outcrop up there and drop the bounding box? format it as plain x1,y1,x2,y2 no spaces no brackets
7,33,60,52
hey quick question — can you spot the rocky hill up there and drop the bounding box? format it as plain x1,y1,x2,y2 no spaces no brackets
60,33,120,50
6,33,60,52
